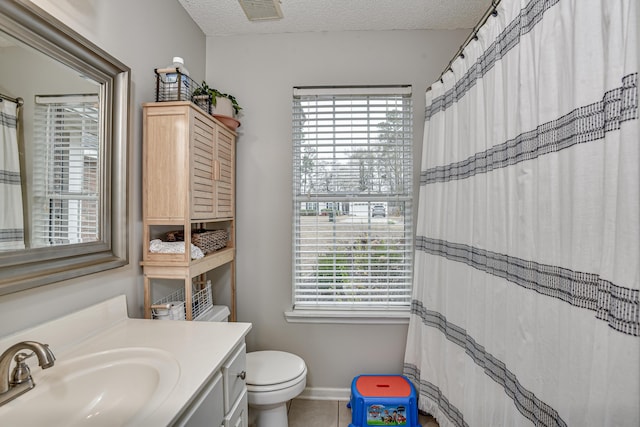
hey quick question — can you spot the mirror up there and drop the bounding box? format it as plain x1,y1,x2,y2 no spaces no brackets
0,1,129,294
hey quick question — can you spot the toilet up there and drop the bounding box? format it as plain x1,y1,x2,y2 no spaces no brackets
246,350,307,427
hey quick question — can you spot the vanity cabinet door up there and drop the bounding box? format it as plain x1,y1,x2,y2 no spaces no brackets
224,389,248,427
222,343,247,413
178,371,225,427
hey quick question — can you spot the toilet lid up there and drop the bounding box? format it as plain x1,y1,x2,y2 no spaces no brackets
246,351,306,386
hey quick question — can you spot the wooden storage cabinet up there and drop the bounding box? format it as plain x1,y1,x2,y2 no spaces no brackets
142,101,237,321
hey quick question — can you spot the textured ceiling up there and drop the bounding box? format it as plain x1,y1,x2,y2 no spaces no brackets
178,0,493,36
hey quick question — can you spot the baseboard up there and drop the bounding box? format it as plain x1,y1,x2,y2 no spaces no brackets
297,387,351,401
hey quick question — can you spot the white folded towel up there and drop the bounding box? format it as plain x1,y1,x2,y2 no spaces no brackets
149,239,205,260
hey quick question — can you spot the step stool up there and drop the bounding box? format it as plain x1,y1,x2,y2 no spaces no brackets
347,374,420,427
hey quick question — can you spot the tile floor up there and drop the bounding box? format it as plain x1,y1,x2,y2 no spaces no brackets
286,398,439,427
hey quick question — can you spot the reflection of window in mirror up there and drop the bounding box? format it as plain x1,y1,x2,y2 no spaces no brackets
0,0,129,293
0,25,102,251
32,94,100,247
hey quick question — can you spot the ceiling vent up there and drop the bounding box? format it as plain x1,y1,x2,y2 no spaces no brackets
238,0,283,21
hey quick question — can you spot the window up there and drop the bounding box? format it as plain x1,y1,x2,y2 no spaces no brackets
32,94,100,247
290,86,413,321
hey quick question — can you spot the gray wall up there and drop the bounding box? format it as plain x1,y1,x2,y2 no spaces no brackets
0,0,205,337
204,29,467,391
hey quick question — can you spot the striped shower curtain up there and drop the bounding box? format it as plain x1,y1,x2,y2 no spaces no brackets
404,0,639,426
0,99,25,250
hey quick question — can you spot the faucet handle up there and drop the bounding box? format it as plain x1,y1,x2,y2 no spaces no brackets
10,352,34,386
14,352,34,363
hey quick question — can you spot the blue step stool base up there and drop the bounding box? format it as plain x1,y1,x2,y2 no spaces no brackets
347,374,421,427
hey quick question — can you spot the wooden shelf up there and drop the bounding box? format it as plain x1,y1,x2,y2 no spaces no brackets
141,246,234,277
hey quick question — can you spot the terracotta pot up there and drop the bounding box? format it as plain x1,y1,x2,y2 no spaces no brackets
213,114,241,130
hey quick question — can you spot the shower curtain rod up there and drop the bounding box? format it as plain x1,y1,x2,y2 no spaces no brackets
427,0,501,92
0,92,23,106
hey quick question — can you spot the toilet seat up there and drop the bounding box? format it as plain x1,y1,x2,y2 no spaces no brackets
247,367,307,393
246,351,307,391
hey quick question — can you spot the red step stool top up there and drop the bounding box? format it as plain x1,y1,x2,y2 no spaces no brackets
355,375,412,397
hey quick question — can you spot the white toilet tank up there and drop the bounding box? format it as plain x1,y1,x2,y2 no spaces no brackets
196,305,230,322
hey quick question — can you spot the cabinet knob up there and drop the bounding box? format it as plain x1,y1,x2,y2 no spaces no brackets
237,370,246,380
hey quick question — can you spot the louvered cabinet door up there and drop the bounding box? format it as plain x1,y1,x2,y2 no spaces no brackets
214,124,235,218
190,109,216,220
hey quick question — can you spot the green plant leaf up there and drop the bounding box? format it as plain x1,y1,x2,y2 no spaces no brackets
192,80,242,115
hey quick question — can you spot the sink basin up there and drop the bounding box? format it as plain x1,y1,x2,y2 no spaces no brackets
0,347,180,426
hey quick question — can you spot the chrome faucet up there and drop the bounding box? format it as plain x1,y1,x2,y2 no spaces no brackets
0,341,55,406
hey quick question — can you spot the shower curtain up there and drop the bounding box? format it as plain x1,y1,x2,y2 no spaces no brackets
0,99,25,250
404,0,638,426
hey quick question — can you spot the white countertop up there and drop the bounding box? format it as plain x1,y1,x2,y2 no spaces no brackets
0,295,252,426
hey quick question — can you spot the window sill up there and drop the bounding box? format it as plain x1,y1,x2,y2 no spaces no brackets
284,309,410,325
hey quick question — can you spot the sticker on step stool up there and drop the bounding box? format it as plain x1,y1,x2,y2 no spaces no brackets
366,404,407,425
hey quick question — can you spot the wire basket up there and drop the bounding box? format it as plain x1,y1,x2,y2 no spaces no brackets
166,229,228,255
151,281,213,320
154,67,212,114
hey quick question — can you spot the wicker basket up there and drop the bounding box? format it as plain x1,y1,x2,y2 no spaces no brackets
166,229,228,255
192,229,228,254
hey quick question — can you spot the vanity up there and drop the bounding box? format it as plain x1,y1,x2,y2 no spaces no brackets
0,295,251,426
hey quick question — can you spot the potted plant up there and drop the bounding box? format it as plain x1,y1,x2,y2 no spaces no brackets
193,81,242,129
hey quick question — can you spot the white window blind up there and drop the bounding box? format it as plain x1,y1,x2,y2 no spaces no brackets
292,86,413,311
32,94,101,247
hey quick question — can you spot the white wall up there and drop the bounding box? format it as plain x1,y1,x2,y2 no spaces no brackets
0,0,205,337
205,29,467,391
